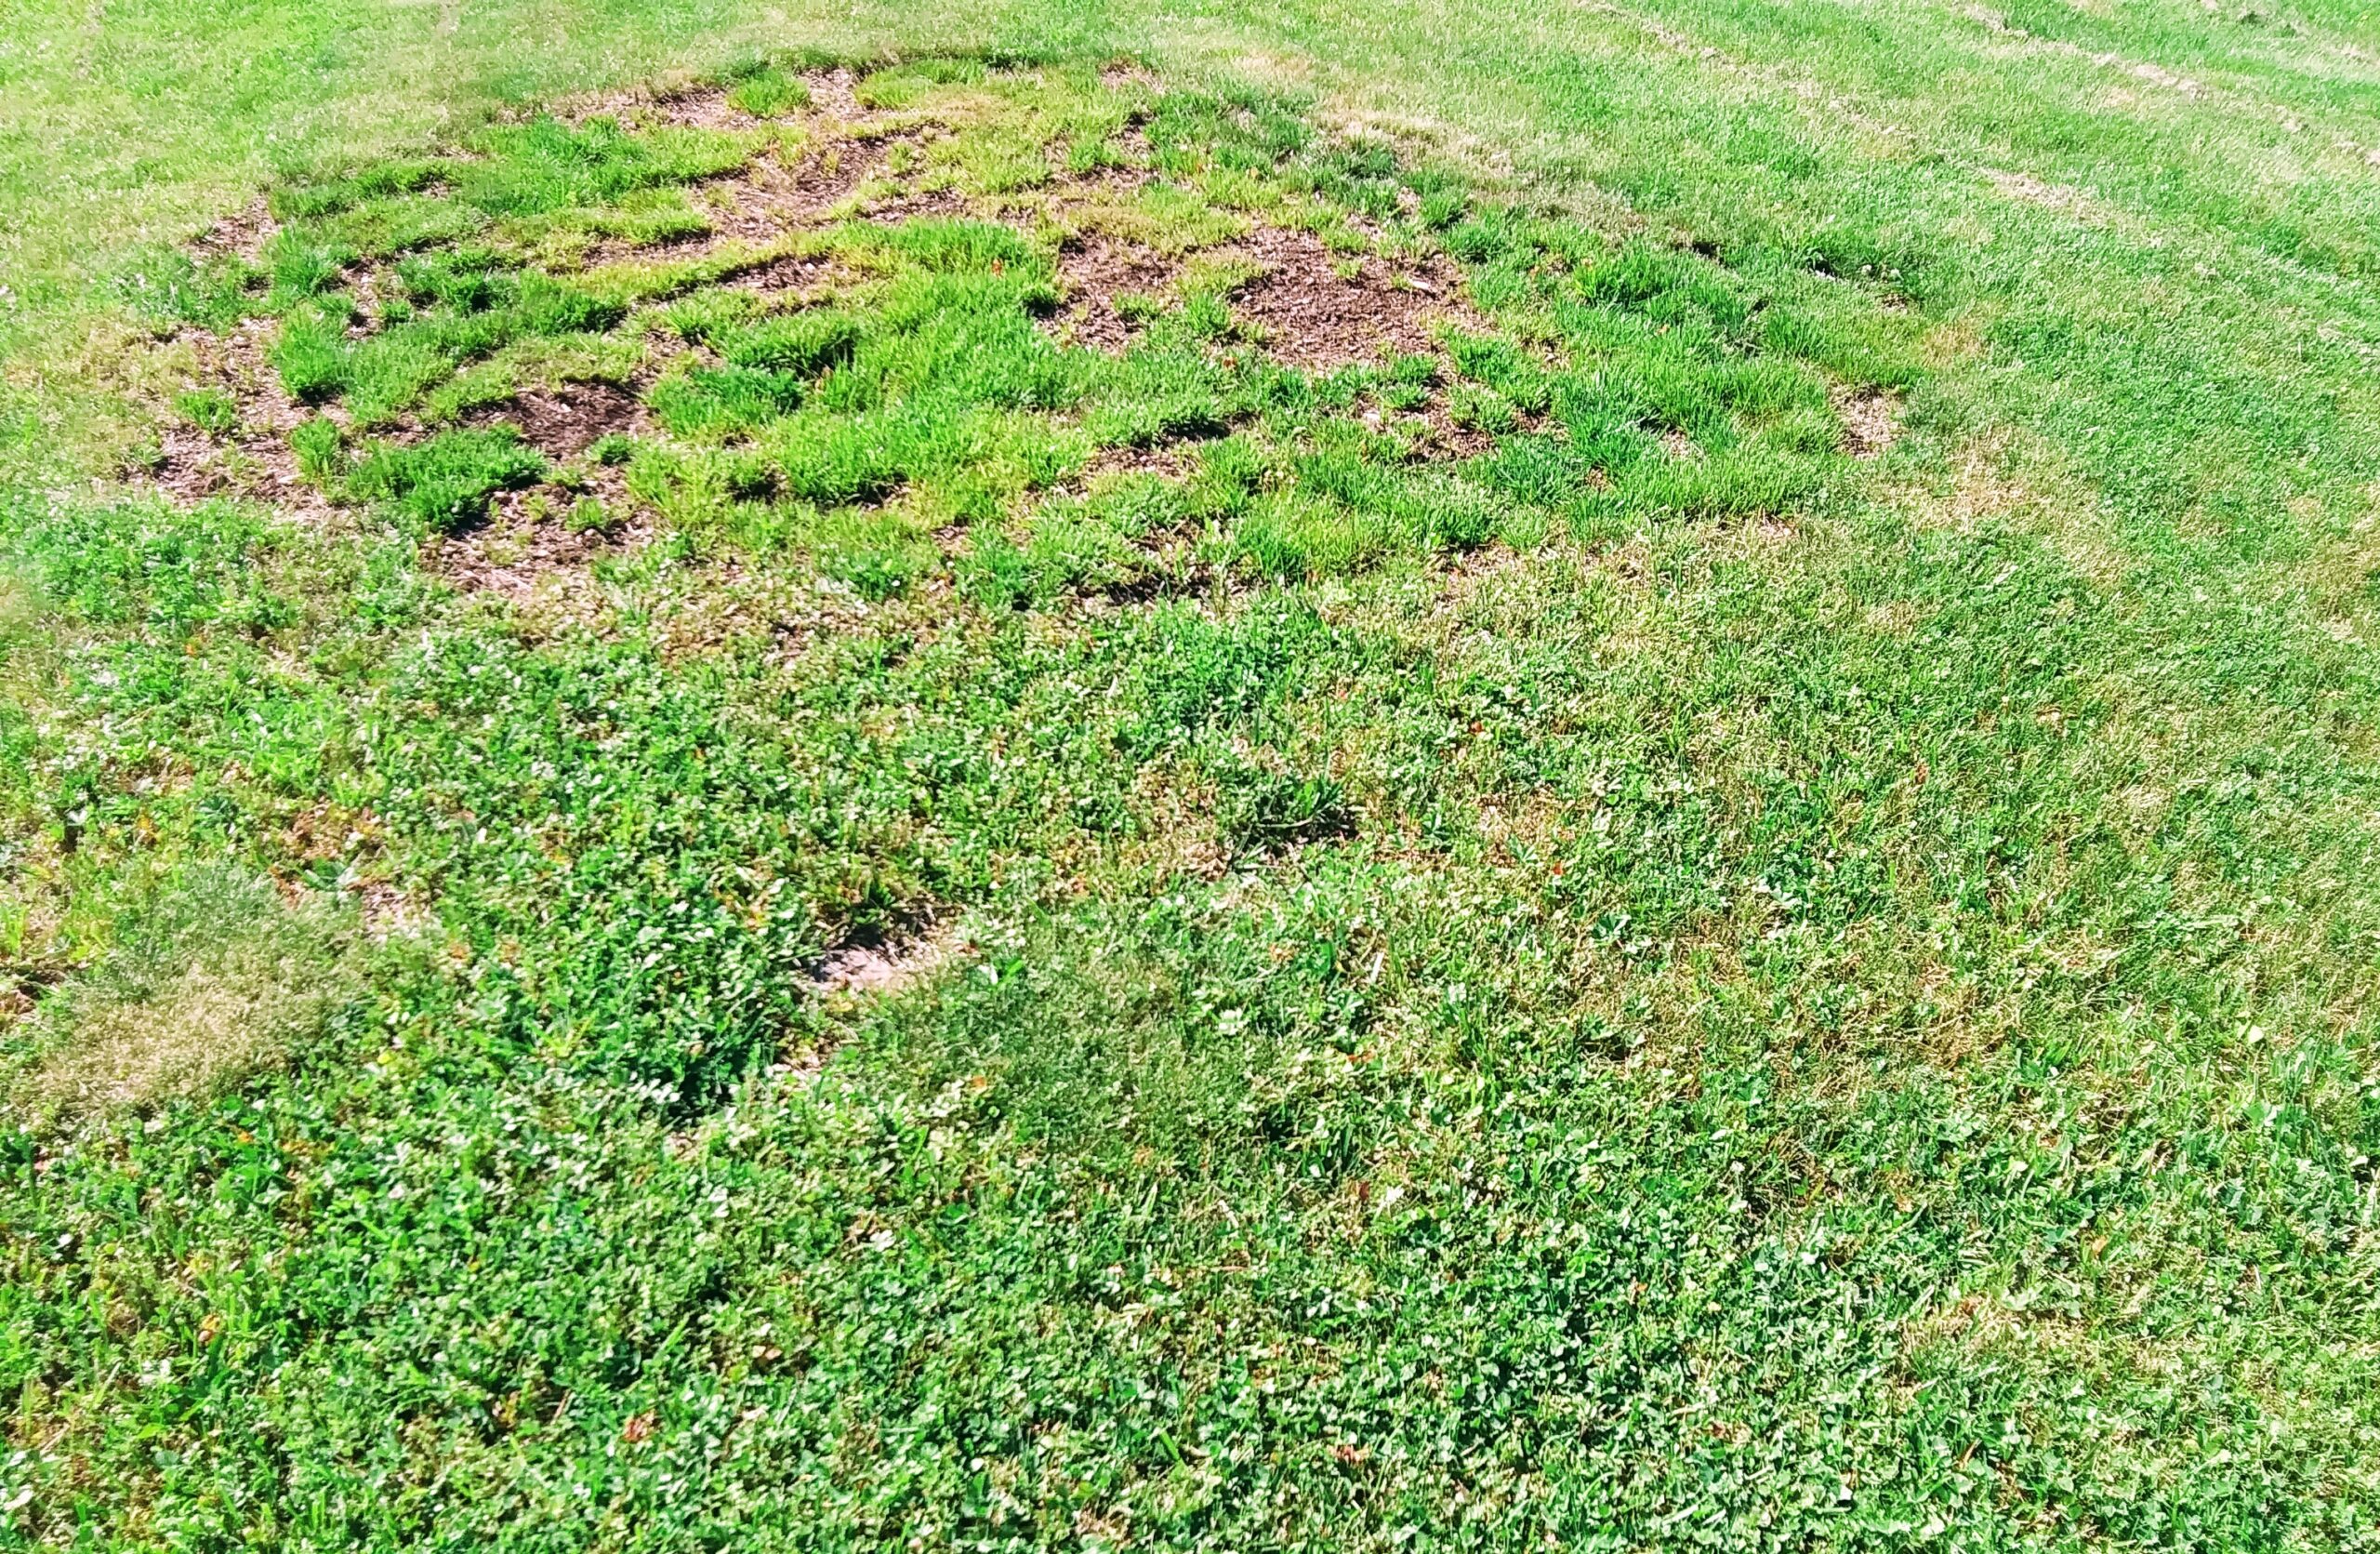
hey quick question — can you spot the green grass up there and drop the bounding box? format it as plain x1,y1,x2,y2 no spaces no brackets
346,426,550,532
1,4,2379,1551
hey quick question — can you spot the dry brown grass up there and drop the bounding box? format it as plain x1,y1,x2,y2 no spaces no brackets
27,959,307,1117
9,869,358,1127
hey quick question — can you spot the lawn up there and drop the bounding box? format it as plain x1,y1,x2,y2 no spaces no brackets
3,0,2379,1548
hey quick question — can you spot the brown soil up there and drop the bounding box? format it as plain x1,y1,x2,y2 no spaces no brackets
809,922,957,996
588,125,978,278
1079,440,1204,484
147,323,342,525
1052,238,1185,351
1099,60,1161,91
494,382,645,459
1219,226,1477,371
734,134,909,227
736,245,847,299
1833,385,1900,458
575,138,886,271
1090,549,1230,609
190,196,279,266
804,67,862,123
427,480,651,619
1387,405,1505,463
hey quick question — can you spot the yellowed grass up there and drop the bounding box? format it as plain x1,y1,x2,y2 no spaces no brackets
25,958,305,1117
11,873,356,1126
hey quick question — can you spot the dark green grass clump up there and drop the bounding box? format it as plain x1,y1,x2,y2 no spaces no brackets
348,426,549,531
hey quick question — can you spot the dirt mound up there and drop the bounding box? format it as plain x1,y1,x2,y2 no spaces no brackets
1051,238,1186,352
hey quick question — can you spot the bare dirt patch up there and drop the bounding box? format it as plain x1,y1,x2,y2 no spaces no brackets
189,196,280,267
722,133,956,233
498,382,645,459
1080,440,1205,484
809,921,959,997
429,482,649,614
1099,59,1162,92
1052,238,1186,351
578,133,960,273
148,325,342,524
1395,409,1505,462
1833,385,1900,458
804,66,863,123
737,245,850,300
1221,226,1475,370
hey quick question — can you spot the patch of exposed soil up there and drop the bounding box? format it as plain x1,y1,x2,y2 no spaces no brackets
1090,551,1230,609
1833,385,1900,458
808,921,957,997
353,881,436,942
1052,238,1186,351
805,67,862,123
1395,408,1504,462
495,381,646,459
575,137,888,271
1222,226,1477,370
596,128,976,279
0,957,68,1029
736,245,849,299
632,83,747,132
429,480,650,615
148,325,342,525
741,135,891,227
190,196,280,266
1099,59,1161,91
1080,439,1205,484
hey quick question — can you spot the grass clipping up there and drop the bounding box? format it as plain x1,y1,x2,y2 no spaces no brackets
9,869,357,1127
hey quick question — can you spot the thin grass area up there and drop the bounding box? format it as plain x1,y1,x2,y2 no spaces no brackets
7,867,358,1129
138,64,1915,601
